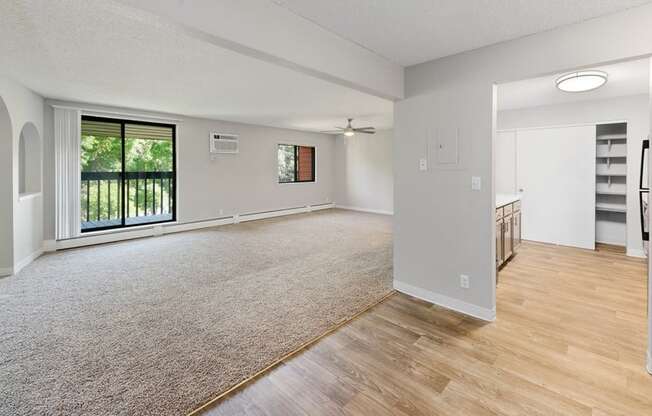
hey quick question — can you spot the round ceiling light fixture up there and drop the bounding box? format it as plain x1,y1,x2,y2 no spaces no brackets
555,70,608,93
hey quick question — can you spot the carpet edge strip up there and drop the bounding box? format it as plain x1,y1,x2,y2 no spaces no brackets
185,290,398,416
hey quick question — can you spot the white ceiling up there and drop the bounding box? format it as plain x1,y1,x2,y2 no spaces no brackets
0,0,393,133
497,59,650,111
273,0,652,66
2,1,650,133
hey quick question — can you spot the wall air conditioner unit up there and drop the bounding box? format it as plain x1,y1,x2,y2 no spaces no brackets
209,132,239,156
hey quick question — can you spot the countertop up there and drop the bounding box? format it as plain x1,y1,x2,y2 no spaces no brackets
496,194,521,208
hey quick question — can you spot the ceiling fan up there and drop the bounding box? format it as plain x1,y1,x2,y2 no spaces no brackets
321,118,375,137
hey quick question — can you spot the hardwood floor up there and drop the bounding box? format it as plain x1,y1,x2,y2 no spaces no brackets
199,241,651,415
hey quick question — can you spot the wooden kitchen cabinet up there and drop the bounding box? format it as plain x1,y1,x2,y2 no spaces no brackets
496,199,521,274
513,210,521,248
496,219,503,268
503,214,513,259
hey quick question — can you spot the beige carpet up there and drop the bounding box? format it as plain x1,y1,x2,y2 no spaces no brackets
0,209,393,416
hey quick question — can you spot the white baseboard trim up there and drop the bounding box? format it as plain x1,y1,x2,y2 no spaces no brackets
394,279,496,322
335,205,393,216
13,249,44,275
627,248,646,258
43,240,58,252
47,204,335,251
648,351,652,375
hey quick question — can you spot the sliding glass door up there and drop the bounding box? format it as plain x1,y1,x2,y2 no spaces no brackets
80,116,176,232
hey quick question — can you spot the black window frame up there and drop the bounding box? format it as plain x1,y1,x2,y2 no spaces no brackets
80,115,177,233
278,144,316,184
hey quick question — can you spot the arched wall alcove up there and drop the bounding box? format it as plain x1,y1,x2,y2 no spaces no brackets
18,122,42,197
0,96,14,274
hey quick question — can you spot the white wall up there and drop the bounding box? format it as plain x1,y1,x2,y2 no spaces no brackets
334,129,393,214
497,94,649,255
0,93,12,274
494,131,516,194
42,100,335,241
0,77,44,275
395,4,652,323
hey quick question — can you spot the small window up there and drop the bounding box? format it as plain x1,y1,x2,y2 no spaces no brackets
278,144,315,183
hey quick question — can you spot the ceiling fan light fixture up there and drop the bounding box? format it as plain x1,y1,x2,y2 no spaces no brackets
320,118,374,136
555,70,608,93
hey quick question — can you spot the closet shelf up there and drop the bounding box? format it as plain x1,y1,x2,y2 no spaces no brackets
596,191,626,196
595,123,628,241
595,205,627,213
596,134,627,141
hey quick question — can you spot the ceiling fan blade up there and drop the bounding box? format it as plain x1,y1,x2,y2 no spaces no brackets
320,130,345,134
354,127,375,131
355,130,376,134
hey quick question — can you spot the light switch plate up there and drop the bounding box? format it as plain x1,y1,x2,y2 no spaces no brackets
419,158,428,171
471,176,482,191
460,274,470,289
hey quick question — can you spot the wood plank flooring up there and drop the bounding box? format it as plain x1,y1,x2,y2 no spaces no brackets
200,241,651,415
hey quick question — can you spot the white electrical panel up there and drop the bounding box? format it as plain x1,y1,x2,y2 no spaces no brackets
436,126,459,165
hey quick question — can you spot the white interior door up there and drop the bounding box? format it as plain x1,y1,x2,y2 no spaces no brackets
517,125,596,249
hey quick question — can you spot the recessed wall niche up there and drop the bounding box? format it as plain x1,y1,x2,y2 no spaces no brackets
18,122,41,197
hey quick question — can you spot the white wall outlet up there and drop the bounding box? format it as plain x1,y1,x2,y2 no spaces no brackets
233,214,240,224
219,209,224,216
471,176,482,191
419,158,428,171
460,274,470,289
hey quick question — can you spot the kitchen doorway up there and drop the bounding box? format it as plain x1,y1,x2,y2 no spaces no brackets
492,56,651,374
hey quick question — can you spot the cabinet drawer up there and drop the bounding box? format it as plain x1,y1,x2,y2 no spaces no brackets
513,200,521,212
503,204,513,216
496,207,503,219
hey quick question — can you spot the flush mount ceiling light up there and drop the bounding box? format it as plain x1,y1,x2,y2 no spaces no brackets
555,70,608,93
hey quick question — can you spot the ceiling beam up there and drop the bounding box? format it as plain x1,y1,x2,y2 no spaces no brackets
114,0,404,101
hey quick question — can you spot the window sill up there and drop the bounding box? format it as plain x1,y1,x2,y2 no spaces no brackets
278,181,316,185
18,192,41,202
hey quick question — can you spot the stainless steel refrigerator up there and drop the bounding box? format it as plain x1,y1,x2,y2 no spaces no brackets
640,139,649,253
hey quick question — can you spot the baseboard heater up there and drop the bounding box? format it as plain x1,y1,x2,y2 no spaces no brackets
47,203,334,252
